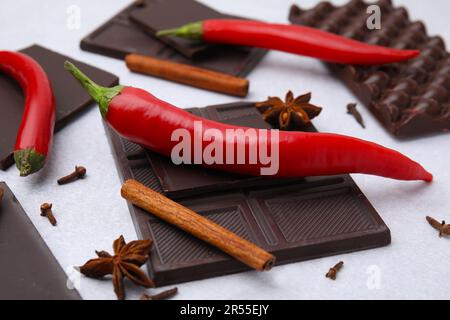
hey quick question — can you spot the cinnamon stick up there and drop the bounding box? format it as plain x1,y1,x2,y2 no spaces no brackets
125,53,249,97
121,179,275,271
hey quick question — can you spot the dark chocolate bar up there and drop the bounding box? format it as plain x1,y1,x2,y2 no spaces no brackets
80,0,267,76
129,0,231,59
0,44,119,170
0,182,81,299
289,0,450,137
104,101,390,286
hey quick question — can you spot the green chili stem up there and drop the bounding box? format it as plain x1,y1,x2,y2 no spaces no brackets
64,61,123,118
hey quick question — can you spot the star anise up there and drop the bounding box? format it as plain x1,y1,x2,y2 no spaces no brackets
256,91,322,130
78,235,154,300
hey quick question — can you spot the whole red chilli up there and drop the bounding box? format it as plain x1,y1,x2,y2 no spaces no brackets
0,51,55,176
65,61,432,182
156,19,420,65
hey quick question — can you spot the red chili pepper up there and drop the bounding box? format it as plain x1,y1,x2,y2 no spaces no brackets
156,19,420,65
0,51,55,176
65,61,432,182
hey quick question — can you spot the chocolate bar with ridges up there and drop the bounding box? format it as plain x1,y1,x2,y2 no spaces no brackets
289,0,450,137
104,101,390,286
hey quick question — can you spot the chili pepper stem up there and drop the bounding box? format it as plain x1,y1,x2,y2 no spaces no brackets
14,148,46,177
64,61,123,118
156,21,203,39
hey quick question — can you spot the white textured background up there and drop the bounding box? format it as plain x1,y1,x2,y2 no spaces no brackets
0,0,449,300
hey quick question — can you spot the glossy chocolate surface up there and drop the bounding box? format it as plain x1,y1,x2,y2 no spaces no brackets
290,0,450,137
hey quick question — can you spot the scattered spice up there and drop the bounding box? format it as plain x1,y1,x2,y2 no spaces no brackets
40,203,57,226
57,166,87,185
126,54,249,97
78,235,154,300
326,261,344,280
256,91,322,130
426,216,450,237
140,287,178,300
347,103,365,128
0,187,4,203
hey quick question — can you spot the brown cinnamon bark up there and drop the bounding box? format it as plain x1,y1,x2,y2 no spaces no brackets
121,179,275,271
125,54,249,97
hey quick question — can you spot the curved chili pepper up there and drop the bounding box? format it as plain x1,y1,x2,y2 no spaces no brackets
0,51,56,176
65,61,432,182
156,19,420,65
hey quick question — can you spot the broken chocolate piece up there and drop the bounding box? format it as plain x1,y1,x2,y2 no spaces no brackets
0,182,81,299
129,0,228,59
80,0,266,77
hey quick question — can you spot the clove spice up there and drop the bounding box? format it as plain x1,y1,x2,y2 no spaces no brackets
426,216,450,237
140,287,178,300
40,203,57,226
326,261,344,280
347,103,365,128
57,166,87,185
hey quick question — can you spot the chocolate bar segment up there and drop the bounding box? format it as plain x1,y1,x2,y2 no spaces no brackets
129,0,229,59
80,0,267,76
0,45,119,170
104,102,390,286
289,0,450,137
0,182,81,299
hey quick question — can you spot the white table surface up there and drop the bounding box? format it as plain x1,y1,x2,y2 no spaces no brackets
1,0,449,300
